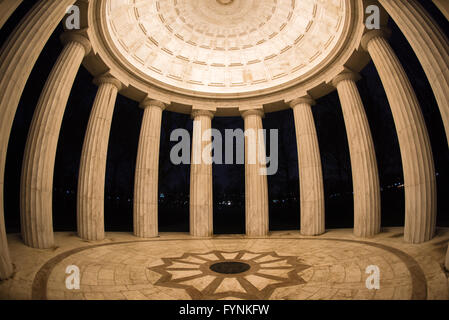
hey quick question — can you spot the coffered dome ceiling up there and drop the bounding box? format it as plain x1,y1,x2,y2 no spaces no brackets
104,0,348,96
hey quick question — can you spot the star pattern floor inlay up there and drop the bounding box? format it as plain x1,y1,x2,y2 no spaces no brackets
149,250,311,299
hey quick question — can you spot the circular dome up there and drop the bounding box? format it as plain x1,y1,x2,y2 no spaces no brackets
104,0,348,96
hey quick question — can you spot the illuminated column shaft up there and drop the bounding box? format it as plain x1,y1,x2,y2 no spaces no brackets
362,30,436,244
0,0,75,280
77,76,121,241
134,100,166,238
190,109,214,237
290,97,325,236
20,32,91,249
0,0,23,29
379,0,449,146
242,109,269,237
332,72,381,237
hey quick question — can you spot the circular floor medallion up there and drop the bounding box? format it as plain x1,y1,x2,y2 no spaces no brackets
210,261,251,274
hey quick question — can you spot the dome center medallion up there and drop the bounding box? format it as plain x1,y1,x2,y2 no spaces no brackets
216,0,234,5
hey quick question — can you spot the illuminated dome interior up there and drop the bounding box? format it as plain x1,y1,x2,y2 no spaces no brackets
104,0,347,95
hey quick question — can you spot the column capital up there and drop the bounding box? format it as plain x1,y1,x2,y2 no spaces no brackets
60,31,91,56
289,95,316,108
331,70,361,88
93,75,122,91
239,106,265,119
361,28,392,51
191,107,215,119
139,98,166,110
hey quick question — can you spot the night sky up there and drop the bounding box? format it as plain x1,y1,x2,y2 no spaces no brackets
1,0,448,234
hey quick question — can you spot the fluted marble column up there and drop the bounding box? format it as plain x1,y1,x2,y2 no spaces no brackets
362,30,437,244
433,0,449,21
0,0,75,280
332,71,381,237
190,109,214,237
289,97,325,236
0,0,23,29
134,99,166,238
241,108,269,237
379,0,449,146
77,76,121,241
20,32,91,249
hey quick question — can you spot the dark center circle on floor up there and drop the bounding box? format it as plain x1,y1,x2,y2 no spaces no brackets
209,261,251,274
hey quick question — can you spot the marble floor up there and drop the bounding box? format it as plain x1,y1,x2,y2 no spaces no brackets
0,227,448,300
